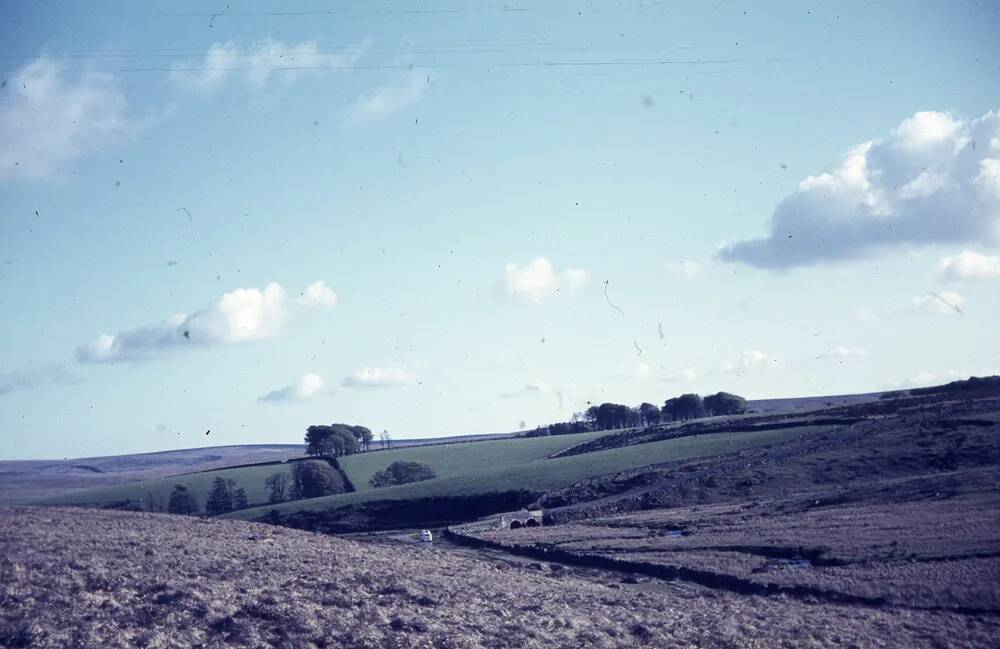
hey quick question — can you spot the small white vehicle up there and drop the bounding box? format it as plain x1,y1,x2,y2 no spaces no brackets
420,529,433,543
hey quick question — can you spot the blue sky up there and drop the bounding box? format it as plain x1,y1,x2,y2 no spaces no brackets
1,1,999,459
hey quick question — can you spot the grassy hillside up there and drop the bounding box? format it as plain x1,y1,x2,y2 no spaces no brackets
0,444,303,506
32,462,297,512
229,425,834,520
341,429,613,492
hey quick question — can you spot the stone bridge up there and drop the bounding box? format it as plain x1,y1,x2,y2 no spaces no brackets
498,509,544,530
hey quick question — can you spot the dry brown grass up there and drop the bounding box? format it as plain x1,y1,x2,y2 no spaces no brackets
2,507,999,648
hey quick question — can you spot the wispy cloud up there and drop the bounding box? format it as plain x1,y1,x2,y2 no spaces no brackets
669,260,709,279
259,373,326,403
721,350,772,374
816,346,867,360
170,39,370,92
1,58,140,181
501,257,588,303
341,367,416,388
77,280,336,363
718,109,1000,268
499,381,563,409
344,68,434,126
0,364,82,397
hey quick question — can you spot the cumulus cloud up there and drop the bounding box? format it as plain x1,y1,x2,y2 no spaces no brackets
259,373,325,403
0,364,82,397
341,367,416,388
911,290,964,316
937,250,1000,280
718,109,1000,268
345,68,433,126
171,39,369,91
721,350,771,374
1,58,138,181
502,257,589,303
77,280,333,363
296,280,338,308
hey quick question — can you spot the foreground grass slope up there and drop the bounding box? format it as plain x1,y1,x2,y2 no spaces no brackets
230,425,834,521
4,507,995,649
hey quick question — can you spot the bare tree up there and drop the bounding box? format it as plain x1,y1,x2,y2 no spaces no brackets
265,472,291,503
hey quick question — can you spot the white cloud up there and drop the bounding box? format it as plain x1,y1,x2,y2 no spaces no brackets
77,280,331,363
341,367,416,388
296,280,338,308
259,373,325,403
171,39,369,91
345,68,433,126
937,250,1000,280
911,290,964,316
502,257,589,303
636,363,652,379
670,260,708,279
722,350,771,374
1,58,138,181
718,109,1000,268
817,346,867,360
0,364,82,397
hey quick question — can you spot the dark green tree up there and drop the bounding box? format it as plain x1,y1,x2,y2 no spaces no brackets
369,461,437,488
232,487,249,510
167,484,198,515
290,460,346,498
674,393,706,420
352,426,374,451
638,402,661,426
703,392,748,416
204,477,233,515
305,425,336,457
305,424,363,457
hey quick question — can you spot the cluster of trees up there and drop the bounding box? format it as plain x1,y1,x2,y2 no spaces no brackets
204,477,250,515
264,460,347,503
305,424,373,457
166,459,351,516
582,392,748,428
520,391,748,438
369,460,436,488
290,460,346,498
520,420,591,438
167,477,250,516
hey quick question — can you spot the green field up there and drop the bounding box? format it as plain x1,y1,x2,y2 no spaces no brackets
28,431,609,512
32,462,297,512
227,425,836,520
341,430,613,492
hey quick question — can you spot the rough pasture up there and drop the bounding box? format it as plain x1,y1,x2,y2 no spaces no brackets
3,507,997,649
